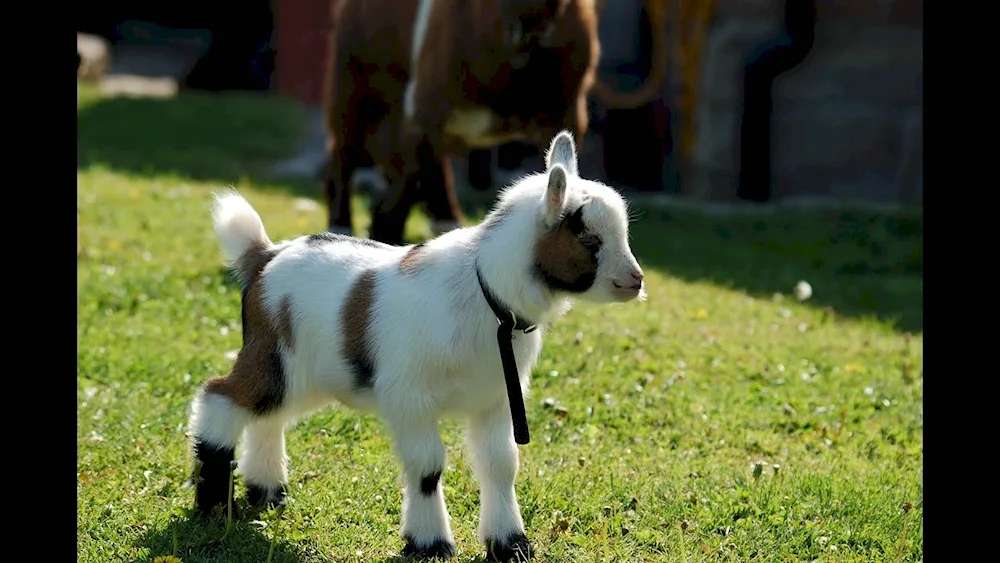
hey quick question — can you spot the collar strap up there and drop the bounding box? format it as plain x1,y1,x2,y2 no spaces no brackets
475,267,538,333
475,264,534,445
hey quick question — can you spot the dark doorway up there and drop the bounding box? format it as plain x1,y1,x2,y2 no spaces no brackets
77,0,276,92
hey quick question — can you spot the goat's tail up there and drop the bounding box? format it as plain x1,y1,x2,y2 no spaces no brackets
211,189,273,266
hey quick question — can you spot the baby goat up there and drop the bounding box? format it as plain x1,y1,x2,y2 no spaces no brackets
187,130,645,561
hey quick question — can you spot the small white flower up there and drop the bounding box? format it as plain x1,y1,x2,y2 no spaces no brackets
794,281,813,301
294,198,320,212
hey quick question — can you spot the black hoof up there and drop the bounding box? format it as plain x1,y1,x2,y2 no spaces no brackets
246,483,287,508
401,534,456,560
485,532,533,562
192,440,236,519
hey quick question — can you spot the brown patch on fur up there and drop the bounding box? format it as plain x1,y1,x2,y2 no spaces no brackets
203,245,288,415
275,295,296,350
398,243,426,275
234,243,278,289
340,269,378,388
533,219,598,291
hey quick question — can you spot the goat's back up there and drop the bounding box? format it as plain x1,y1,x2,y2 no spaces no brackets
333,0,420,72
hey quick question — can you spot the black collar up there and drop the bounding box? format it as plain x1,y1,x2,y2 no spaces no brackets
475,266,538,333
475,264,535,445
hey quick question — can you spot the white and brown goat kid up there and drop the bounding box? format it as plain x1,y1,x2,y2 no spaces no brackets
187,131,645,561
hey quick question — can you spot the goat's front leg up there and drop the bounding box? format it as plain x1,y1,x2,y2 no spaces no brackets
385,411,456,559
468,402,533,562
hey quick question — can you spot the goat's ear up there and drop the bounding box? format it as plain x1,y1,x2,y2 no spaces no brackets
542,163,569,226
545,130,578,177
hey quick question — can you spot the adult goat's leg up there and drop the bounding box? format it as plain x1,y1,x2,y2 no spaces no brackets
416,139,464,236
369,118,420,245
324,50,380,235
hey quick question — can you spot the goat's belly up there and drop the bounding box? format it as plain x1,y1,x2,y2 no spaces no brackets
300,355,381,414
443,108,529,149
330,388,379,412
437,373,510,416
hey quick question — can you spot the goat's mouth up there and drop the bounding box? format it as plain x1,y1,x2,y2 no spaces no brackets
611,280,643,301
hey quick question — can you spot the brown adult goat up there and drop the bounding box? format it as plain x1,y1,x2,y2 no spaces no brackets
322,0,600,245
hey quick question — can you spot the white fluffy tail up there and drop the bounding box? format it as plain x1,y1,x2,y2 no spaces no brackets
211,189,272,264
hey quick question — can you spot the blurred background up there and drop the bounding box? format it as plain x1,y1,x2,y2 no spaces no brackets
76,0,922,332
77,0,922,207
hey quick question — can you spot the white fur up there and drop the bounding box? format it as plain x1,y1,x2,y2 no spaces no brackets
211,189,271,264
238,418,289,504
546,131,578,177
189,388,250,449
405,0,435,121
403,81,418,123
190,130,644,552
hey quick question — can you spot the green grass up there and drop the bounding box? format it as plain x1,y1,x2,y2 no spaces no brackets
77,83,923,563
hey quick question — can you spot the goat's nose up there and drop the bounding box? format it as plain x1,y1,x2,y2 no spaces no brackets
626,269,644,290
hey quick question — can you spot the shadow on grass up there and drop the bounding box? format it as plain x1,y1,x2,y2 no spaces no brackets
77,87,319,201
135,508,310,563
627,205,923,333
136,505,497,563
75,86,494,234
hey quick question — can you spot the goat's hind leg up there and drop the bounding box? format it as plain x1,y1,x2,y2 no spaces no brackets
188,385,251,517
239,416,289,508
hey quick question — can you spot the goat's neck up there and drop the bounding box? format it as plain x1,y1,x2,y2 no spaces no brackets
472,227,568,327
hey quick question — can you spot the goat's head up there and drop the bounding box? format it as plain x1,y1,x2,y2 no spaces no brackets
531,130,646,304
501,0,571,66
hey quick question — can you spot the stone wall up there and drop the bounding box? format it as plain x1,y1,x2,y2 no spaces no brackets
687,0,922,204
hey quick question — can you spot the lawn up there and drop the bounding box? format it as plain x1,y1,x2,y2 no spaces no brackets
77,83,923,563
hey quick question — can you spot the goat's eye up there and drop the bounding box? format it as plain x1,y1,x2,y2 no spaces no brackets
578,232,602,252
565,206,586,235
